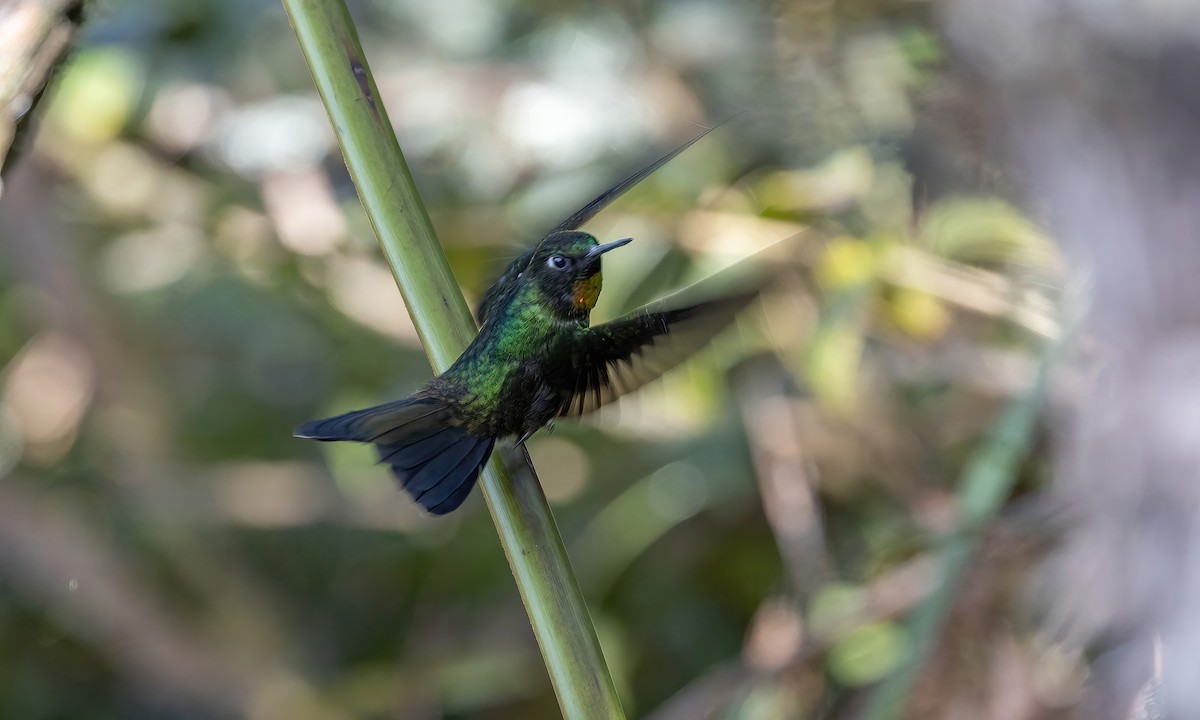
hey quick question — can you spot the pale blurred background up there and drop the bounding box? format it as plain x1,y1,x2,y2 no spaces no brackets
9,0,1173,718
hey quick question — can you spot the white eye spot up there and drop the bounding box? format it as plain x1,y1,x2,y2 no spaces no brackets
547,255,570,270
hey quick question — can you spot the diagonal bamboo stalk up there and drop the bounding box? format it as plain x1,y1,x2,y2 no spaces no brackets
281,2,625,717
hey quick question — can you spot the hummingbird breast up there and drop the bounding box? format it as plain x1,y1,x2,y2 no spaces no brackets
433,309,577,441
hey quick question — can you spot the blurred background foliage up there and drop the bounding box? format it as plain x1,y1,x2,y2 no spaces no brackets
0,0,1067,718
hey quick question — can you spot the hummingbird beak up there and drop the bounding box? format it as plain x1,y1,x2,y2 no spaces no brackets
587,237,633,258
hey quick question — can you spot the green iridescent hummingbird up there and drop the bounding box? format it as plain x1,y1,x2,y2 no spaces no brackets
295,126,759,514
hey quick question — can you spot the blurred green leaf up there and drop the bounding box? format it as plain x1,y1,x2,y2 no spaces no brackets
827,621,908,687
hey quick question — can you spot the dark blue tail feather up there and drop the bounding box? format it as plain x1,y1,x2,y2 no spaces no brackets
419,438,495,514
294,398,493,515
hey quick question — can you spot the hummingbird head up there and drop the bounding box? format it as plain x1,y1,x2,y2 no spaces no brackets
526,231,632,320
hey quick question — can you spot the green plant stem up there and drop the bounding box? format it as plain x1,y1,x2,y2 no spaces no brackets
281,2,625,717
861,323,1067,720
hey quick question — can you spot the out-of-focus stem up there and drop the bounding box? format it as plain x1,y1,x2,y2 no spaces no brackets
861,315,1067,720
0,0,87,177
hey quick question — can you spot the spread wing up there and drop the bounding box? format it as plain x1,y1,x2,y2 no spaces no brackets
476,119,731,325
556,283,764,416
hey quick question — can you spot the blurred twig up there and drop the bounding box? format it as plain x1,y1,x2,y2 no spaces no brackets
943,4,1200,717
280,1,624,718
734,355,829,600
647,553,937,720
678,210,1061,338
861,310,1070,720
0,480,251,716
3,154,328,673
0,0,85,179
882,246,1060,339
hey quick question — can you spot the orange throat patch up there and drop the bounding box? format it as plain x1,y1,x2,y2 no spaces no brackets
572,273,602,311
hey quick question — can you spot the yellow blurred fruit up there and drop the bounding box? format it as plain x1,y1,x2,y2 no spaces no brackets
889,287,950,340
816,237,876,290
807,324,863,412
48,48,144,144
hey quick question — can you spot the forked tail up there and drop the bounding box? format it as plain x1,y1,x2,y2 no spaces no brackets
294,398,494,515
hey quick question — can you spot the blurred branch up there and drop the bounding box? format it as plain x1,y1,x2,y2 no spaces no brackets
939,4,1200,717
0,481,251,716
678,210,1060,337
647,554,937,720
882,246,1060,339
734,355,828,599
861,311,1069,720
0,0,85,178
1,162,323,701
0,479,363,719
280,2,624,718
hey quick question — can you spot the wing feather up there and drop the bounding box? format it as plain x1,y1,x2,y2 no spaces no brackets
476,119,734,325
555,279,765,417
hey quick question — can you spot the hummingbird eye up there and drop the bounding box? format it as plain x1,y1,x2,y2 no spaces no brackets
547,255,572,271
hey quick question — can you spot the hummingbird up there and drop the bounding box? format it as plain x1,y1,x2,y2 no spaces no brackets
295,125,761,515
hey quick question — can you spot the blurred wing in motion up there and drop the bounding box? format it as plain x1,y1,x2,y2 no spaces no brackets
556,281,765,416
476,120,731,325
546,121,727,235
